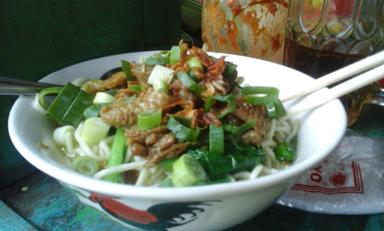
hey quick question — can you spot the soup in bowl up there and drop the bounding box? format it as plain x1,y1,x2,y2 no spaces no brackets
8,47,346,230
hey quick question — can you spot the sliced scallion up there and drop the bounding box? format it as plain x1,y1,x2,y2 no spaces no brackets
266,100,286,119
93,92,115,104
59,90,94,126
137,110,162,131
186,56,203,69
167,117,199,142
274,143,295,162
223,123,238,134
38,86,62,110
241,86,279,105
72,156,99,176
187,148,263,179
203,96,215,112
145,51,170,65
147,65,174,92
176,72,202,95
81,117,110,145
209,125,224,154
121,60,134,80
223,62,238,83
104,128,127,183
232,121,256,138
214,94,236,118
83,104,104,118
46,83,94,127
171,154,208,187
169,46,181,65
128,84,142,92
160,158,177,172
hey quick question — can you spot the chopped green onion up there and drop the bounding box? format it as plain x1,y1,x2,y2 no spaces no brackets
223,121,256,150
223,62,238,82
205,152,236,178
104,128,127,183
274,100,286,118
93,92,115,104
203,96,215,112
242,86,286,118
176,72,202,95
46,83,94,127
186,148,209,170
228,141,264,157
38,86,62,110
208,151,262,179
148,65,174,92
232,121,256,138
214,94,236,118
170,46,181,64
72,156,99,176
241,86,279,105
186,56,203,69
266,103,277,118
171,154,208,187
167,117,199,142
60,90,94,126
198,151,244,179
266,100,286,119
187,145,264,179
145,51,170,65
223,123,238,134
46,83,79,122
231,151,261,170
160,158,177,172
128,84,142,92
274,143,295,162
81,117,110,145
83,104,104,118
209,125,224,154
121,60,134,80
137,110,162,131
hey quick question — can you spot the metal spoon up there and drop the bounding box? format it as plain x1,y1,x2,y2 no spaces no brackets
0,76,62,95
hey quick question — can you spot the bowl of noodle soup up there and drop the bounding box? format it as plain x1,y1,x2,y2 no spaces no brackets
8,50,347,230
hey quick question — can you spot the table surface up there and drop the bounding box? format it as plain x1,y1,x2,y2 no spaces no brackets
1,103,384,231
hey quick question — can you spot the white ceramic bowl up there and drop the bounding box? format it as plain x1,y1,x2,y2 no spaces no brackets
8,52,347,231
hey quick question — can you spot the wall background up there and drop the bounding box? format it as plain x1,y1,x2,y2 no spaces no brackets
0,0,181,188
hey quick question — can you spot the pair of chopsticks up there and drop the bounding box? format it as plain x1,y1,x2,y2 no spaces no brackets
280,50,384,116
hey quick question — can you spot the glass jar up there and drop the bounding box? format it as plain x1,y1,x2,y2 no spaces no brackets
202,0,289,64
284,0,384,126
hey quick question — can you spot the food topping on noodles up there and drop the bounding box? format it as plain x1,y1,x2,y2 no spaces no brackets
37,43,299,187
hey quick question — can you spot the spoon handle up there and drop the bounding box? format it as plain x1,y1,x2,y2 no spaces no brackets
0,76,62,95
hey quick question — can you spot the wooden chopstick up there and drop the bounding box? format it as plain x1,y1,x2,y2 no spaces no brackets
280,50,384,102
285,64,384,116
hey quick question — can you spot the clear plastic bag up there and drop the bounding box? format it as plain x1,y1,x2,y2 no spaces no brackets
278,130,384,214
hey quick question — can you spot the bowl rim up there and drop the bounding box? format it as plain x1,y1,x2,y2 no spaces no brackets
8,51,347,201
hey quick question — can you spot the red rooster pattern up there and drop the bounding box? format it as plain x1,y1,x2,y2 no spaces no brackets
89,193,218,230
